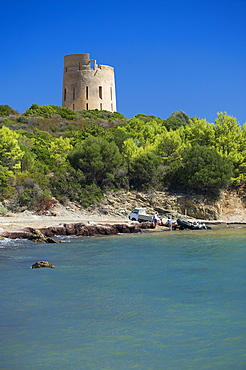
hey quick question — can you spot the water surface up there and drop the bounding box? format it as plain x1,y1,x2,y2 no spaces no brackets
0,228,245,369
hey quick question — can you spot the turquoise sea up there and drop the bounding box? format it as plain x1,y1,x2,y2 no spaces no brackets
0,227,245,369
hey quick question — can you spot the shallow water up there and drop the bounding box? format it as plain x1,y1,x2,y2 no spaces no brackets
0,228,245,369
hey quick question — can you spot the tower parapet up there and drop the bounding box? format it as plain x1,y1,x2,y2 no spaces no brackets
62,53,117,112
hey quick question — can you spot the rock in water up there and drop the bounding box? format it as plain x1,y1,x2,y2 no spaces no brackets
32,261,55,269
30,229,59,243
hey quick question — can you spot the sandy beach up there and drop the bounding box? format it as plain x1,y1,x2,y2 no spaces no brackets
0,203,130,236
0,211,125,234
0,201,245,238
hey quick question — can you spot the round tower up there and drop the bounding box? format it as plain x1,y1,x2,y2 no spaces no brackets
62,54,117,112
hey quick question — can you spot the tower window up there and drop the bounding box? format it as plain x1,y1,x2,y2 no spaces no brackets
100,103,102,110
73,86,76,100
64,88,66,102
99,86,102,99
111,103,113,111
86,103,89,110
110,87,113,100
86,86,89,100
73,104,75,110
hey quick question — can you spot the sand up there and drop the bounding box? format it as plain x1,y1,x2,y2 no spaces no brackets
0,206,127,235
0,204,245,237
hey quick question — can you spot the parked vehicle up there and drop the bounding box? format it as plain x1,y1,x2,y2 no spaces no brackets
129,208,154,222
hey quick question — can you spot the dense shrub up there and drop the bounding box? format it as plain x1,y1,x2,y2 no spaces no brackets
68,136,124,188
172,145,234,195
0,166,15,199
0,206,8,216
50,167,103,207
78,109,126,121
0,105,244,209
25,104,78,120
163,111,191,130
0,105,18,117
129,151,163,189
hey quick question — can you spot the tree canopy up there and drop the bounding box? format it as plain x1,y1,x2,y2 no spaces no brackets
0,105,245,209
173,145,234,194
0,105,18,117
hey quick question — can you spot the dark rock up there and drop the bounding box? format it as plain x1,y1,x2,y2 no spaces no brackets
32,261,55,269
138,221,156,229
1,229,34,239
28,229,60,243
39,222,155,237
1,221,155,241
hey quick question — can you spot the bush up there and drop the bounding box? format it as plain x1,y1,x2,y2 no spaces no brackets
0,105,18,117
163,111,190,130
0,206,8,216
17,116,29,124
172,145,233,195
50,168,103,207
129,151,163,190
0,166,15,199
68,136,124,188
34,198,57,214
78,109,126,121
24,104,77,120
2,119,17,125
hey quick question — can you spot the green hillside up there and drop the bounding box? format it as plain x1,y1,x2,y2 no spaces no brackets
0,104,245,214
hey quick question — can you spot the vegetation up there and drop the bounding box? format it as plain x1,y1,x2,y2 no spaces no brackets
0,104,245,212
0,105,18,117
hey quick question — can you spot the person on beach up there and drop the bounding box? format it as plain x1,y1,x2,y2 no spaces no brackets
167,218,172,230
154,213,160,225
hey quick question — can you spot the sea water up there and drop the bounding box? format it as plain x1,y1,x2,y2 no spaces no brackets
0,227,245,369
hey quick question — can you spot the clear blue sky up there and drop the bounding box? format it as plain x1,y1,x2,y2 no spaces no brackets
1,0,245,124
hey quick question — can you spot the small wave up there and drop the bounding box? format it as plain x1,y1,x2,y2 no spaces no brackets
0,238,17,247
0,238,33,249
56,235,83,242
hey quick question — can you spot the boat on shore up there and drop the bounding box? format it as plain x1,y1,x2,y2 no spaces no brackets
177,219,212,230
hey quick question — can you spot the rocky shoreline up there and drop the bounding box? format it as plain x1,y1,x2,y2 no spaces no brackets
1,221,157,242
0,189,245,242
1,219,245,243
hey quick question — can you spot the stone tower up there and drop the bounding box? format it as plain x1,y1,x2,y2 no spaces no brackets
62,54,117,112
